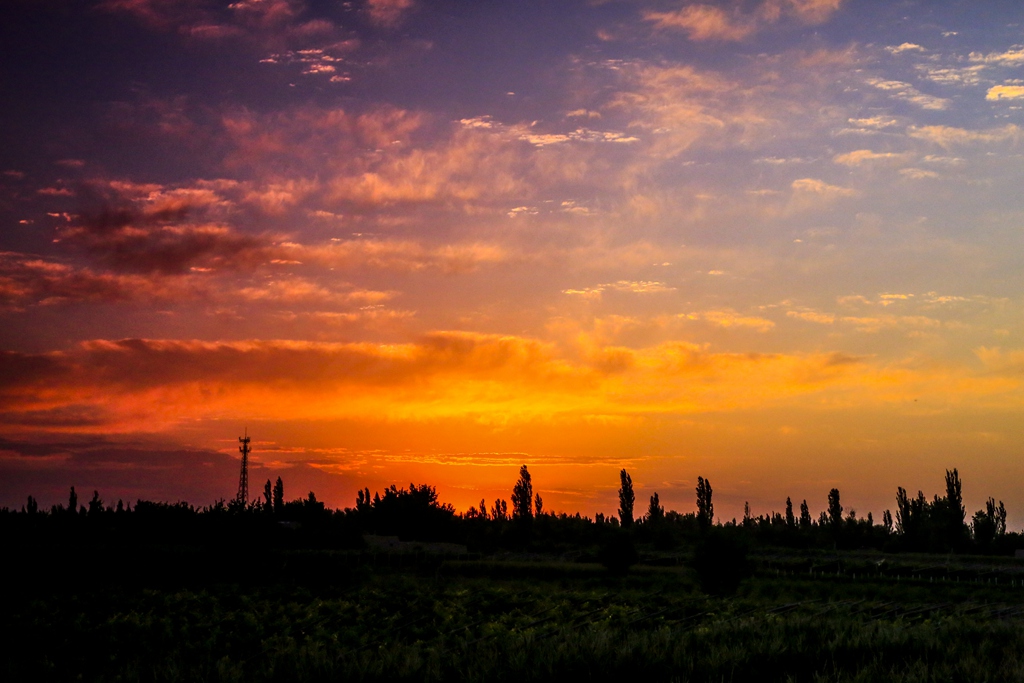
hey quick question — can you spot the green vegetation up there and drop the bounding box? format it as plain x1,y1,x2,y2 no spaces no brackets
6,549,1024,682
4,466,1024,680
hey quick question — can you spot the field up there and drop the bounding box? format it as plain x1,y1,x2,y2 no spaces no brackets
6,546,1024,682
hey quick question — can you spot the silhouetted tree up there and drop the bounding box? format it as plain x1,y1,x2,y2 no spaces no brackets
479,498,489,520
356,487,372,513
88,490,103,517
646,492,664,523
785,497,795,528
945,469,964,514
273,477,284,514
895,487,912,535
490,498,508,521
894,479,976,551
799,499,812,528
882,509,893,534
512,465,534,521
618,469,635,527
937,468,968,550
25,495,38,515
895,486,932,549
263,479,273,510
534,494,543,516
696,476,714,530
68,486,78,516
362,483,455,539
827,488,843,535
972,498,1007,548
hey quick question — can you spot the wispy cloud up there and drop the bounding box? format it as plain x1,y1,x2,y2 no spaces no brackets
886,43,926,54
787,310,836,324
969,46,1024,66
787,178,857,212
681,309,776,332
986,85,1024,101
864,77,948,110
832,149,914,166
644,5,754,42
563,280,676,299
296,239,509,273
0,252,202,308
99,0,332,46
61,207,272,275
907,124,1021,148
235,277,393,306
644,0,843,41
365,0,415,27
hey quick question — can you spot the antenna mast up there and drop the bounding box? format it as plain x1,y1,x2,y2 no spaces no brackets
237,430,251,505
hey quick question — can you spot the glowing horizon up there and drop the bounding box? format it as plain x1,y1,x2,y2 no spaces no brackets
2,0,1024,526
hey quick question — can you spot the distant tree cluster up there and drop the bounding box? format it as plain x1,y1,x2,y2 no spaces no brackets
3,465,1018,558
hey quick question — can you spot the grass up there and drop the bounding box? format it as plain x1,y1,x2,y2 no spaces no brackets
6,550,1024,682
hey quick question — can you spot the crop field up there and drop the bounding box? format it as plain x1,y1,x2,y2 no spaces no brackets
6,548,1024,682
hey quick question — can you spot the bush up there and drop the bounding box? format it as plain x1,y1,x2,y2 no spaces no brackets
692,530,751,595
598,532,639,575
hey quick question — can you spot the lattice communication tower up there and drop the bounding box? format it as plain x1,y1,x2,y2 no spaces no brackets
237,430,251,505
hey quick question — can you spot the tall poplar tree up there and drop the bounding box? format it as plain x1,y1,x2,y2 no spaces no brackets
618,469,635,527
696,476,714,530
273,477,284,514
646,492,664,523
512,465,534,521
827,488,843,531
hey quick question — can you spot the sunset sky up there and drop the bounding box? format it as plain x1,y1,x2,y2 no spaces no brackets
3,0,1024,524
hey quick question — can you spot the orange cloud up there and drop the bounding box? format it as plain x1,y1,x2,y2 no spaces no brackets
221,106,425,174
907,124,1021,149
235,276,394,306
645,0,843,41
98,0,336,48
606,64,768,158
366,0,415,27
2,333,1018,436
61,217,272,275
0,252,203,308
833,149,915,167
785,178,858,213
986,85,1024,101
768,0,842,24
682,309,775,332
562,280,676,299
294,239,509,273
644,5,754,41
220,105,611,212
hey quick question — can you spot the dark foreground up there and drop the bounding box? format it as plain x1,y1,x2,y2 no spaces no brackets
5,546,1024,682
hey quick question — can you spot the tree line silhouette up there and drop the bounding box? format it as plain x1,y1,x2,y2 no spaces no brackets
3,466,1019,557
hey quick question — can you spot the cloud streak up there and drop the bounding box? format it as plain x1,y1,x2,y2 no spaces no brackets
644,0,843,41
1,333,1017,435
0,252,202,308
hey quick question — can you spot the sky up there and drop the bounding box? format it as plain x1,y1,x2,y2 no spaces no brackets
2,0,1024,525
